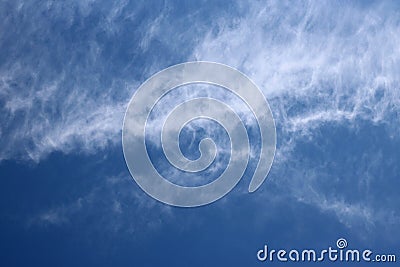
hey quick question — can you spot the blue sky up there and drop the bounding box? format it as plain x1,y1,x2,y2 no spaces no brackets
0,0,399,266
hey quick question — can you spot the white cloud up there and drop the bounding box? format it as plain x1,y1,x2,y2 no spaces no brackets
193,1,400,133
0,0,151,162
2,0,399,233
192,0,400,230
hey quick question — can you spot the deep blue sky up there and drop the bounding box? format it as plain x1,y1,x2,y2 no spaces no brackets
1,1,399,266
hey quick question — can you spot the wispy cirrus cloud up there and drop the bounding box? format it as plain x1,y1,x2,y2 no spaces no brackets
2,0,399,237
0,0,225,162
30,173,173,234
0,0,141,161
192,0,400,231
193,1,400,132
